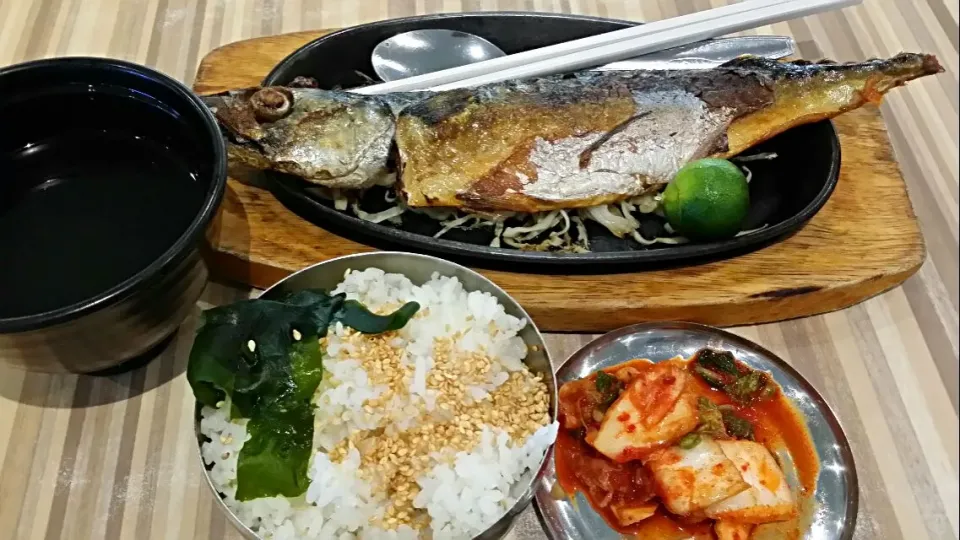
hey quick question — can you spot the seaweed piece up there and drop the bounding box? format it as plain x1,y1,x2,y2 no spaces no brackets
187,289,419,501
187,290,419,417
236,400,314,500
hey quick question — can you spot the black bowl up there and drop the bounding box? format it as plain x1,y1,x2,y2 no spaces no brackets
263,12,840,271
0,57,227,373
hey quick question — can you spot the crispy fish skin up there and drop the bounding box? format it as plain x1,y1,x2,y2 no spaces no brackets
203,87,397,190
396,53,943,212
396,69,772,212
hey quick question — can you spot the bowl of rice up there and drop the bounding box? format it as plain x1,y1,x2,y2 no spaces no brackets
192,252,559,540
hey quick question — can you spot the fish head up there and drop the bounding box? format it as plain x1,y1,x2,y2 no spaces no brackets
202,87,396,190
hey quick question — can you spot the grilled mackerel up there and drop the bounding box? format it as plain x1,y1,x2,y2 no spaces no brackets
204,53,942,212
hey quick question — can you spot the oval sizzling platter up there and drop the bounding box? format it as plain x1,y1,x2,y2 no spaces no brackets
262,12,840,269
533,322,858,539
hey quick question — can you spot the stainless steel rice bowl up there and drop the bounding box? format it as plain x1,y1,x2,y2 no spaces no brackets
194,252,557,540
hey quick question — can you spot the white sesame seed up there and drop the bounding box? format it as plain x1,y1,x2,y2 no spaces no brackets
246,339,256,352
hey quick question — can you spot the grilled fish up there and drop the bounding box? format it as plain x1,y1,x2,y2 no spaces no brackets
203,53,942,211
398,53,942,212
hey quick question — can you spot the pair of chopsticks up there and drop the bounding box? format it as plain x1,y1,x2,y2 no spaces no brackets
353,0,860,95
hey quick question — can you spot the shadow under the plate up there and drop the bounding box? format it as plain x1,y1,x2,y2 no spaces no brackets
0,305,203,407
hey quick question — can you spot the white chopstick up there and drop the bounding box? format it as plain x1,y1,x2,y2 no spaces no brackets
352,0,859,95
429,0,860,91
353,0,796,94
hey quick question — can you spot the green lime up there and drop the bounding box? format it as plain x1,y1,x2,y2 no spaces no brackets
662,158,750,241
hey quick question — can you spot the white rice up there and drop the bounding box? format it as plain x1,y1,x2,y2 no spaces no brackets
199,269,557,540
414,423,559,540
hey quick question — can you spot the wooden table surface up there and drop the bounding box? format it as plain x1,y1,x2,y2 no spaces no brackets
0,1,956,539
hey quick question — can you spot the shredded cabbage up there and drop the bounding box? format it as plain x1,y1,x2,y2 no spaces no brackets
504,211,560,239
332,189,348,211
631,193,661,214
579,205,636,238
732,152,778,162
433,214,479,238
328,152,777,251
351,202,406,224
572,216,590,251
498,210,587,252
490,220,505,248
556,209,571,236
501,212,587,252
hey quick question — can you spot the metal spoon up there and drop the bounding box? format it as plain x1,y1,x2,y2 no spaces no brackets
371,30,795,83
372,29,506,83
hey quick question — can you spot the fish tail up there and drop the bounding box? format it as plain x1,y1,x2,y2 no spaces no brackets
861,53,943,103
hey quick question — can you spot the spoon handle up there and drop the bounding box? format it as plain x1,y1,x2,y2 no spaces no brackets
592,35,796,71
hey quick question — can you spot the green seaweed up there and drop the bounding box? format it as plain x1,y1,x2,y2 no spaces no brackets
236,400,315,500
187,289,419,501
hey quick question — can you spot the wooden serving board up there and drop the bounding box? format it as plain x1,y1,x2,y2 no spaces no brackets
193,31,924,332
